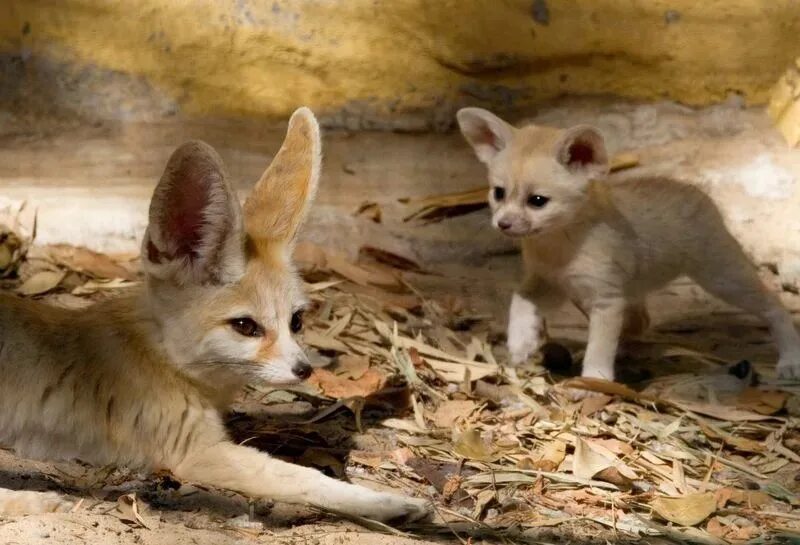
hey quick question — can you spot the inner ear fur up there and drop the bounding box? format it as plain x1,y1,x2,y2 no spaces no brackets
143,140,244,284
555,125,609,176
456,107,515,164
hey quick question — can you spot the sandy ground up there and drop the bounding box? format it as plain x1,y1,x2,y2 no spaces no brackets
1,98,800,544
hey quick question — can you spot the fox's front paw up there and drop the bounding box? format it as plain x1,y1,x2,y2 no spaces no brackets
777,356,800,380
507,293,544,366
365,493,431,524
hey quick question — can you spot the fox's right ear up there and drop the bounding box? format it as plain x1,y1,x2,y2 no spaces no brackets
142,141,245,285
456,107,514,164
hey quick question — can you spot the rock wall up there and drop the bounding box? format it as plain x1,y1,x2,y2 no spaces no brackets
2,0,799,129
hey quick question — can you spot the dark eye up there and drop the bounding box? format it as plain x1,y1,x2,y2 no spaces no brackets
492,186,505,201
527,194,550,208
290,310,304,333
228,317,264,337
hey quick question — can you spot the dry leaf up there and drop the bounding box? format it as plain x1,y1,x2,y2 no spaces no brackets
359,246,421,272
533,439,567,471
333,354,370,380
715,487,771,509
116,493,149,529
43,244,136,280
674,401,779,422
453,428,497,462
293,241,328,271
736,388,787,415
562,377,646,400
354,201,382,223
432,400,477,428
307,367,387,398
17,270,66,295
650,492,717,527
572,437,614,479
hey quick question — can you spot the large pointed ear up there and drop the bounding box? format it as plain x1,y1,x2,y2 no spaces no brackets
243,107,320,256
456,107,515,164
554,125,609,178
142,141,245,285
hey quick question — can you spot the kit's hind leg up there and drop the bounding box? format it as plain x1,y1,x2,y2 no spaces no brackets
689,242,800,379
0,488,74,516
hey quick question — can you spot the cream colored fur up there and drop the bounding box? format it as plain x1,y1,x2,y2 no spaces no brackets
0,108,430,522
458,107,800,382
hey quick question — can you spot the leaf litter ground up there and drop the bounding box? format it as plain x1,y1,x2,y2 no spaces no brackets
1,224,800,545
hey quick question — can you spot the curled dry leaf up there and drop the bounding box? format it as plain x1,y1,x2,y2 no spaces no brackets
736,388,787,415
532,439,567,471
354,201,382,223
16,270,66,296
43,244,137,281
562,377,646,400
333,354,370,380
116,493,150,529
432,399,478,428
572,436,614,479
307,367,387,399
453,428,497,462
650,492,717,527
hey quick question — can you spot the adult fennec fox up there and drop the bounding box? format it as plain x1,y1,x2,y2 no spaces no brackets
0,108,430,522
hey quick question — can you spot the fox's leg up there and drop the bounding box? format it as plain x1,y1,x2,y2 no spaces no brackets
622,302,650,339
690,256,800,379
0,488,74,516
172,441,430,523
507,275,565,367
581,299,626,381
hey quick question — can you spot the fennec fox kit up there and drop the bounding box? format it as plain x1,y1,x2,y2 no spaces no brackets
457,107,800,382
0,108,429,522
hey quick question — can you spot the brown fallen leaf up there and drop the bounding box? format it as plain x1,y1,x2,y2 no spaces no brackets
43,244,137,281
572,437,614,479
736,388,787,415
432,399,478,428
453,428,498,462
532,439,567,471
326,252,401,289
650,492,717,527
298,447,345,478
17,269,66,296
562,377,647,400
359,246,422,272
354,201,382,223
293,241,328,271
332,354,370,380
307,367,387,398
715,487,771,509
0,227,24,277
696,419,765,453
674,401,779,422
116,493,149,529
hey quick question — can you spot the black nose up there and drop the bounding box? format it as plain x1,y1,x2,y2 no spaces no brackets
498,220,512,230
292,361,313,380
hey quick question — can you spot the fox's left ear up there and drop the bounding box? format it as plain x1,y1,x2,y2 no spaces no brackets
142,141,245,285
554,125,609,179
244,107,320,256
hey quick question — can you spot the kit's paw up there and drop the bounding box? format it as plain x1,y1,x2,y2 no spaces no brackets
777,355,800,380
507,293,544,367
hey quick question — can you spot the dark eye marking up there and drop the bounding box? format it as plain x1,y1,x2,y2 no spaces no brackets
492,186,505,201
527,194,550,208
290,309,304,334
228,317,265,337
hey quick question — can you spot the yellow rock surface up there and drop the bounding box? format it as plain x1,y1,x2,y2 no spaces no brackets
2,0,799,122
